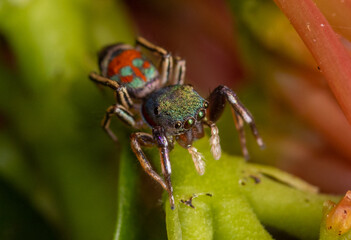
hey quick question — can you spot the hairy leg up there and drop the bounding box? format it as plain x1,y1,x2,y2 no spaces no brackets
136,37,173,86
207,85,264,159
102,104,136,142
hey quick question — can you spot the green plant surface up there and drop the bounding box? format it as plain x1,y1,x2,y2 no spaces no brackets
163,136,340,239
113,140,142,240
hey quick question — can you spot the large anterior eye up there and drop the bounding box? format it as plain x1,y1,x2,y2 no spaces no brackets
203,101,209,109
184,117,195,129
175,121,182,129
197,109,206,120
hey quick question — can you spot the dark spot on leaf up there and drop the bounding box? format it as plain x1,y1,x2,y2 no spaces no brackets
250,175,261,184
180,197,195,209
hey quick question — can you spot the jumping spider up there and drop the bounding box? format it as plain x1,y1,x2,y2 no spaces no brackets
89,37,264,209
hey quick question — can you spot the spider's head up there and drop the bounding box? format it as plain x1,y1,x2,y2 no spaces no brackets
142,85,209,135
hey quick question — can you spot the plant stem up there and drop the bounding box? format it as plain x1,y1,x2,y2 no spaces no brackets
273,0,351,125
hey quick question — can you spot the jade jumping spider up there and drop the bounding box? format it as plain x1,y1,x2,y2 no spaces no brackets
89,37,264,209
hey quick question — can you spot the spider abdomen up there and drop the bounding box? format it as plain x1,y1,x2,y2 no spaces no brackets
98,44,160,98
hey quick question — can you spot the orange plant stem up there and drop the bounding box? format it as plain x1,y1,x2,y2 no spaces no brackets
273,0,351,125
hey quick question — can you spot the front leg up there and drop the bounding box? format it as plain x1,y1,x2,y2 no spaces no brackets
152,127,175,209
207,85,265,159
130,132,168,192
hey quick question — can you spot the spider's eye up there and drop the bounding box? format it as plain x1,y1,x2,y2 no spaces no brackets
197,109,206,120
154,107,159,115
184,117,195,129
203,101,209,109
175,121,182,129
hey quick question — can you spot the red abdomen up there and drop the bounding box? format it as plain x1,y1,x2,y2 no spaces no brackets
107,49,158,88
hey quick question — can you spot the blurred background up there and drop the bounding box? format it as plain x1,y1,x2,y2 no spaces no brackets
0,0,351,239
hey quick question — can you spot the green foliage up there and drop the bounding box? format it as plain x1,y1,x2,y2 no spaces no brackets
0,0,134,239
165,137,339,240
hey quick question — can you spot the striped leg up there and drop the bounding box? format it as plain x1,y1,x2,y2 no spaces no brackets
232,110,249,160
102,104,136,142
152,127,175,209
135,37,173,85
207,85,265,158
89,72,134,109
131,131,175,209
170,56,186,85
130,132,167,189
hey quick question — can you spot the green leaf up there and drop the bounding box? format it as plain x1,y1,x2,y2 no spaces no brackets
164,137,338,239
113,141,142,240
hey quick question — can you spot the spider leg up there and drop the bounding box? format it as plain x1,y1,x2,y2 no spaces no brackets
135,37,173,85
130,132,168,192
207,85,264,158
102,104,136,142
170,56,186,85
89,71,120,90
231,110,249,160
89,72,134,109
152,127,175,209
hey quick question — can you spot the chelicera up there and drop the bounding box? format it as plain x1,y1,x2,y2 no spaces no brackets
89,37,264,209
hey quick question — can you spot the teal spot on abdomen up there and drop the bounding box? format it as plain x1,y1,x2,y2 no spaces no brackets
143,65,156,79
127,77,145,88
132,58,143,68
110,75,121,83
120,66,133,76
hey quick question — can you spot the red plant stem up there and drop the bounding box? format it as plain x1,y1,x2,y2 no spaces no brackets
273,0,351,125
